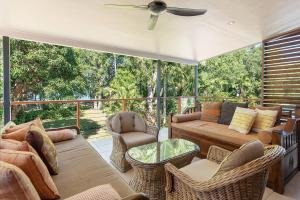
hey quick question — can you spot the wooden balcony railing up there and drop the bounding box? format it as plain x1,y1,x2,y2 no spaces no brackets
11,96,262,129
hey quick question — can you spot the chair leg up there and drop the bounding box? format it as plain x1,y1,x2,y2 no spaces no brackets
110,137,132,172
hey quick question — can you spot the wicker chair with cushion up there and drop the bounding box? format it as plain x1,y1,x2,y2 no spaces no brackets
107,111,158,172
165,141,285,200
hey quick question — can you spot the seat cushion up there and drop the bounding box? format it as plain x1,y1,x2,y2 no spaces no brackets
201,102,222,123
214,140,264,176
121,132,156,149
65,184,121,200
0,149,60,199
0,161,40,200
219,101,248,125
229,107,257,134
53,135,134,199
180,159,220,182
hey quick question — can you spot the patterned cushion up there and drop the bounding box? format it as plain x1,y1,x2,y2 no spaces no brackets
218,101,248,125
5,117,45,134
201,102,222,123
229,107,257,134
1,125,31,141
0,139,37,154
252,109,278,132
256,106,282,124
65,184,121,200
25,125,59,175
46,129,77,143
214,140,264,176
0,149,60,199
0,161,40,200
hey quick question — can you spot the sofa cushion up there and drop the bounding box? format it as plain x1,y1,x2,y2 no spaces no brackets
0,161,40,200
214,140,264,176
46,129,77,143
219,101,248,125
4,118,45,134
252,109,278,132
121,132,156,149
1,126,31,141
65,184,121,200
0,139,37,154
52,135,134,199
256,106,282,124
201,102,222,123
25,125,59,175
229,107,257,134
172,112,201,123
0,149,60,199
180,159,219,181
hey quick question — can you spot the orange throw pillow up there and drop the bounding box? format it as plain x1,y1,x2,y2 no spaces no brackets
0,149,60,200
0,161,40,200
5,117,45,134
201,102,222,123
46,129,77,143
1,125,31,141
0,139,37,154
26,125,59,175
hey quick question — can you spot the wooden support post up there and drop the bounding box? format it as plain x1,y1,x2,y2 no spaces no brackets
156,60,161,129
178,96,182,114
122,99,127,111
76,102,80,129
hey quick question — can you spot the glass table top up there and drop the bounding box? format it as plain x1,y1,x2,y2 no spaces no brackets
127,139,199,164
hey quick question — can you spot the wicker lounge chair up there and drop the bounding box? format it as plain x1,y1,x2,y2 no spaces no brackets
165,144,285,200
106,111,158,172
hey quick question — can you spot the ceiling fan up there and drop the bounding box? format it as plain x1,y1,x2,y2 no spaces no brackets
105,0,207,30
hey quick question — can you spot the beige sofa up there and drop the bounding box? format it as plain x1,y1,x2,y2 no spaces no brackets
52,134,147,199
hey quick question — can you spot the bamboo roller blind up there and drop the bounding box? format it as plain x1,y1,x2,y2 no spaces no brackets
263,28,300,108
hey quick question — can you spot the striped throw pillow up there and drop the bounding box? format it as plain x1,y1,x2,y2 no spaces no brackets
229,107,257,134
252,109,278,132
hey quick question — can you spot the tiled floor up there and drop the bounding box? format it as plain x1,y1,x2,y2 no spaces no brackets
88,129,300,200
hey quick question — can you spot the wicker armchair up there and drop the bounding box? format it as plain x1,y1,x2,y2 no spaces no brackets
165,145,285,200
106,111,158,172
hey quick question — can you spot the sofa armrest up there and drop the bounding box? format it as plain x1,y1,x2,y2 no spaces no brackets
272,118,297,146
122,193,149,200
45,126,80,135
146,125,159,139
207,146,231,164
172,112,202,123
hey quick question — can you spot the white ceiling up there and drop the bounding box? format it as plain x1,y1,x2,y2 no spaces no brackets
0,0,300,64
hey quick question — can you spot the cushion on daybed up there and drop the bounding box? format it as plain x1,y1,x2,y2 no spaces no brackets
218,101,248,125
172,112,201,123
65,184,121,200
0,149,60,199
0,139,37,154
252,109,278,132
256,106,282,124
229,107,257,134
200,102,222,123
52,135,134,199
0,161,40,200
46,129,77,143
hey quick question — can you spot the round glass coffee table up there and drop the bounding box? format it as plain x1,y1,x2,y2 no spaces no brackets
125,138,199,200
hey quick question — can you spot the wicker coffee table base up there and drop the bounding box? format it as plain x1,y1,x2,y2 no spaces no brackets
126,151,198,200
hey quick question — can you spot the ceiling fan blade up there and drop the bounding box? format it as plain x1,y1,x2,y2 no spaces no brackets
166,7,207,16
148,14,159,30
104,4,148,10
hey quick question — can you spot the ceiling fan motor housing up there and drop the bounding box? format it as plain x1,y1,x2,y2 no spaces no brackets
148,0,167,15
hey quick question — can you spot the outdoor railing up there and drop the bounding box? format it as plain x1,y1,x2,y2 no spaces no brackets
11,96,262,130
